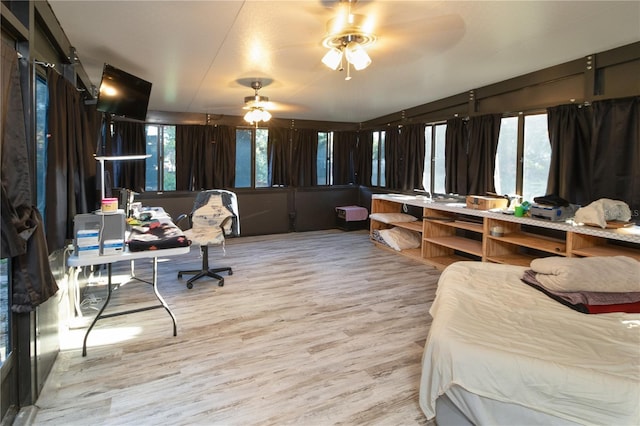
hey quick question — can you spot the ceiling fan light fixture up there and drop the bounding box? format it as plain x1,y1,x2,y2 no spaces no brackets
244,107,271,125
345,41,371,70
320,5,376,79
322,47,343,70
243,80,273,125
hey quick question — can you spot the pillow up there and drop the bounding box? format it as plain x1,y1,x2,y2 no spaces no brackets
377,227,421,251
369,212,418,224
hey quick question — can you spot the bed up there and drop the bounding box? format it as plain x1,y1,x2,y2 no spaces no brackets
419,260,640,426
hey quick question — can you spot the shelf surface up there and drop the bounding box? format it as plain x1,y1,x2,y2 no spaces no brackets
391,221,423,233
571,244,640,261
424,254,474,270
487,232,566,255
486,253,539,267
425,219,483,233
424,236,483,257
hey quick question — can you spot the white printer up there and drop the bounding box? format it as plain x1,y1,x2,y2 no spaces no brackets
529,203,578,221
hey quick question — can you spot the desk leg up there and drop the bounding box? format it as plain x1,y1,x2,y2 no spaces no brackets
152,257,178,336
82,263,113,357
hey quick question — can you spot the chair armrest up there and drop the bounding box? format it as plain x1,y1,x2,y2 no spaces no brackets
175,213,191,231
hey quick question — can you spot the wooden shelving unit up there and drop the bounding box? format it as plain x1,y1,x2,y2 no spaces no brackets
370,194,640,270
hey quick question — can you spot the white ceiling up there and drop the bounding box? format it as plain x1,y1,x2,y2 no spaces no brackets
47,0,640,124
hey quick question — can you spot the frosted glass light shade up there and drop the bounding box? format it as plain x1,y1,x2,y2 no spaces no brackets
345,41,371,70
322,48,343,70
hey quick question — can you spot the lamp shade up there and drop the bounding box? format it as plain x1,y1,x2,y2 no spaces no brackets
322,47,343,70
345,41,371,70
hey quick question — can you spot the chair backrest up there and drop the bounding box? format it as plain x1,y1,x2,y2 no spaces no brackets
184,190,239,246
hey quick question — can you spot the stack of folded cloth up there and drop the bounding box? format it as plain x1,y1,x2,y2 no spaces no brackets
521,256,640,314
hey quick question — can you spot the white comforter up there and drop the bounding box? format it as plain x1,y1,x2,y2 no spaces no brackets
419,262,640,425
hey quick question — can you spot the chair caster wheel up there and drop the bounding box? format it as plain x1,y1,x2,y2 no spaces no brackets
186,282,193,289
178,273,183,278
228,269,233,276
218,280,224,287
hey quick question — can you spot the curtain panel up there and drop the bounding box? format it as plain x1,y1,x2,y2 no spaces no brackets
210,125,236,189
466,114,502,195
444,117,468,194
45,67,102,251
176,124,235,190
401,123,426,191
268,126,291,186
590,96,640,217
355,130,373,186
333,130,358,185
546,104,592,205
112,121,146,192
385,127,402,189
290,128,318,187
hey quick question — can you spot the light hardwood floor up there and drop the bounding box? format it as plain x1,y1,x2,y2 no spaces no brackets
32,230,440,425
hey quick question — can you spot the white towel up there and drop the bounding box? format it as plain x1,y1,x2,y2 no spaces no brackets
530,256,640,292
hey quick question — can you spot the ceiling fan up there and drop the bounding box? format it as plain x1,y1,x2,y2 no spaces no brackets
242,80,273,125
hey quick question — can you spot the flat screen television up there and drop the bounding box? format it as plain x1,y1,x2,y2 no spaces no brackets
96,63,152,121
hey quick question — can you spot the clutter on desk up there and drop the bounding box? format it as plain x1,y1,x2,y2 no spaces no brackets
127,219,191,252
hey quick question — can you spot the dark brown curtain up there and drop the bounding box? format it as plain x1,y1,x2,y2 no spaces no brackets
210,125,236,189
445,117,468,194
268,126,291,186
546,104,592,205
112,120,146,192
176,125,234,190
466,114,502,195
290,128,317,186
175,125,200,190
401,123,426,191
385,127,401,189
333,130,358,184
355,130,373,185
45,68,102,250
590,96,639,216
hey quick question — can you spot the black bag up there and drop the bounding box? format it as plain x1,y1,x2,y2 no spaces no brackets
533,194,570,207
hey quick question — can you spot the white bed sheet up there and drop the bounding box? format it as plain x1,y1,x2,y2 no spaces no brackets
419,261,640,426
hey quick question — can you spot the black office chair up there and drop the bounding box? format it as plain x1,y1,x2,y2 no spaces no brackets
176,190,239,289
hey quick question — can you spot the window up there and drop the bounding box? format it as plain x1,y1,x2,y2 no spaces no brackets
235,127,269,188
522,114,550,202
494,116,518,197
422,123,447,194
145,125,176,191
494,113,550,203
0,259,8,366
255,128,268,187
35,76,48,215
317,132,333,185
372,130,385,186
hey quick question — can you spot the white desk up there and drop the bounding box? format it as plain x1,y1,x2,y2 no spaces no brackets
68,246,189,356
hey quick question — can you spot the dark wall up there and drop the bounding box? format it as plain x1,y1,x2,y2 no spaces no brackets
136,186,363,237
293,186,360,231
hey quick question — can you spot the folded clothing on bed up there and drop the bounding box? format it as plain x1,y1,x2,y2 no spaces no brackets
521,269,640,314
529,255,640,292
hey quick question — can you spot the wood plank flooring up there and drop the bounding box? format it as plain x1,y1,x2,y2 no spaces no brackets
32,230,440,425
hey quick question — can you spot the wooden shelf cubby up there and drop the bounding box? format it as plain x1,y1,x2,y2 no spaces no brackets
370,194,640,270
